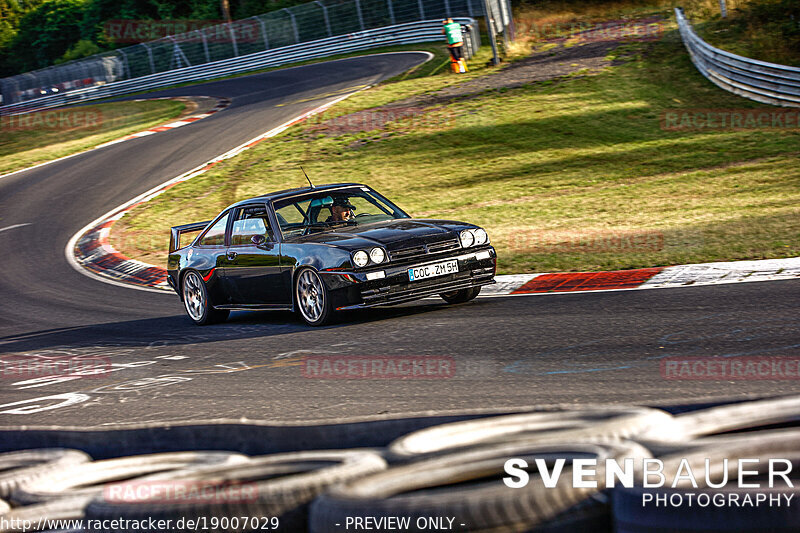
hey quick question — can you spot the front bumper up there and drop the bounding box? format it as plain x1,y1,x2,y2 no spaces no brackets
323,246,497,310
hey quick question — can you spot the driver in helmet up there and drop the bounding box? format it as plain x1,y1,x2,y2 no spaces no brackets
327,196,356,222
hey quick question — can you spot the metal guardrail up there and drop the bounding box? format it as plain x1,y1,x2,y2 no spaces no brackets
0,19,479,115
675,7,800,107
1,19,479,115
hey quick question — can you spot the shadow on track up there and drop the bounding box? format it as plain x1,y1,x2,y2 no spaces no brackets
0,301,461,354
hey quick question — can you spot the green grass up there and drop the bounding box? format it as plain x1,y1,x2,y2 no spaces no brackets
114,32,800,274
693,7,800,67
664,0,800,66
513,0,800,66
0,100,186,175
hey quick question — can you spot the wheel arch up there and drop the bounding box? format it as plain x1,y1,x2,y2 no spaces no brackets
177,268,205,303
290,264,322,312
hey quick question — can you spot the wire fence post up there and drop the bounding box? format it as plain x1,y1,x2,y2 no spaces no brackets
315,1,333,37
283,8,300,43
387,0,396,25
197,29,210,62
142,43,156,74
462,26,471,58
355,0,365,31
169,37,191,68
417,0,425,20
483,0,500,65
497,0,509,47
228,23,239,56
256,17,269,50
117,49,131,80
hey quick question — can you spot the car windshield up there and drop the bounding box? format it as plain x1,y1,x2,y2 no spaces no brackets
273,187,409,239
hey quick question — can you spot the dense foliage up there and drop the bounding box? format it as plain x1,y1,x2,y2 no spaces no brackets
730,0,800,65
0,0,317,76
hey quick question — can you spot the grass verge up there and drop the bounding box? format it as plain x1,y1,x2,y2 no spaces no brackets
113,28,799,275
691,0,800,67
511,0,800,66
0,99,186,176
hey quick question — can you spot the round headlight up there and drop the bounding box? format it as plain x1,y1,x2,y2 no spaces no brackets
353,250,369,267
369,247,385,264
459,229,475,248
473,228,488,245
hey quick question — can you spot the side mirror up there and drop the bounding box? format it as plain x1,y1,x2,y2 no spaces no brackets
251,234,266,246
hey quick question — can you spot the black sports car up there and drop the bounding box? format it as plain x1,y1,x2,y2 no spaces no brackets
167,183,496,326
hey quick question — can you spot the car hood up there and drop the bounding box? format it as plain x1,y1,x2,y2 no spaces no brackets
293,219,474,251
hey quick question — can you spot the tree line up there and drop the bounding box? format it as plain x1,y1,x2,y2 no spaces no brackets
0,0,311,77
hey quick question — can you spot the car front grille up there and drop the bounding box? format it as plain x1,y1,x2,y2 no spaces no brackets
389,238,461,262
389,245,427,261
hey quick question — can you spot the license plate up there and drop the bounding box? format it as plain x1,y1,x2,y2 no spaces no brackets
408,260,459,281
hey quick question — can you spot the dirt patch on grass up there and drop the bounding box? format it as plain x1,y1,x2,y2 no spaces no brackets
310,35,639,137
398,39,624,105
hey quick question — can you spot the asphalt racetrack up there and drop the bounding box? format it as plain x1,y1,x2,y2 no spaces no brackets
1,52,799,426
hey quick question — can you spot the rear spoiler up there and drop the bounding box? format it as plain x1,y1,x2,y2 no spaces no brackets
169,221,211,253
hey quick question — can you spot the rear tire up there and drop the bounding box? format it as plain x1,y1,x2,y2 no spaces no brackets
295,268,334,326
439,286,481,304
181,271,229,325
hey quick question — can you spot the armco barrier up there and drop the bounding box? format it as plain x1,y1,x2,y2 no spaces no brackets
0,19,479,116
675,7,800,107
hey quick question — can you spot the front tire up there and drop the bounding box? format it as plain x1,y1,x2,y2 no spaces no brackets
295,268,334,326
182,270,229,325
440,286,481,304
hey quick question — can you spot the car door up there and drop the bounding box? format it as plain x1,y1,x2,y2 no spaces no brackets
223,204,289,306
192,209,233,305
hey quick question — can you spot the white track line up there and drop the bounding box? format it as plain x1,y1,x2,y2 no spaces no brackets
0,223,31,234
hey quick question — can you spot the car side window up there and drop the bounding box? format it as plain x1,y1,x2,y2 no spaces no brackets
274,200,311,238
197,212,229,247
231,205,272,246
